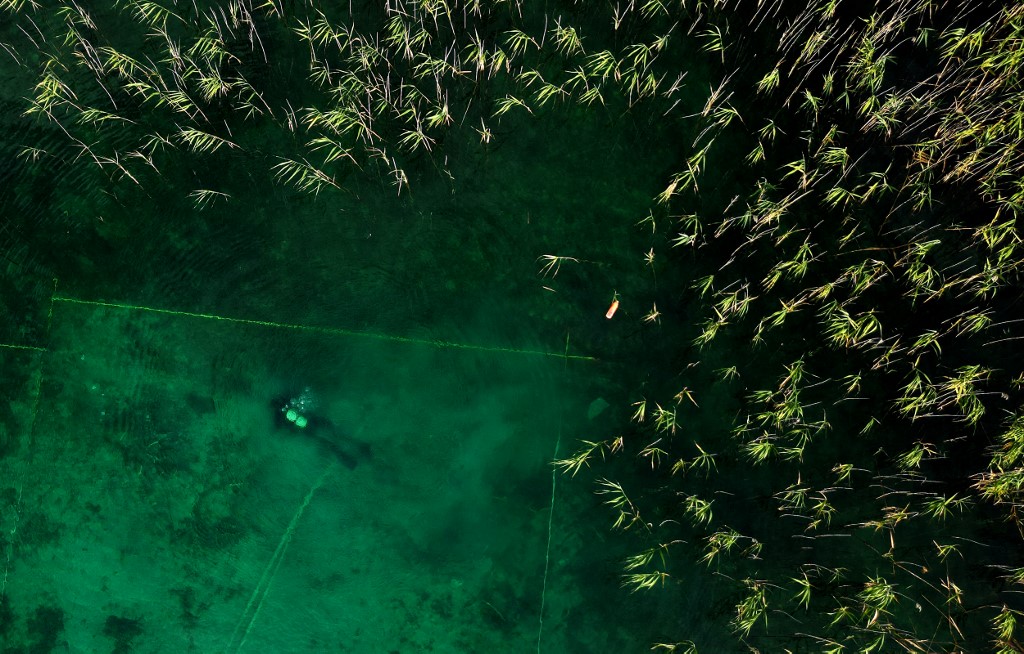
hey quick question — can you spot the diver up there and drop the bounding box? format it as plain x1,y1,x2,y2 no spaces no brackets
273,387,372,469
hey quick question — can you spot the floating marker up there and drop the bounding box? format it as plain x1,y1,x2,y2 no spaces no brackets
605,298,620,319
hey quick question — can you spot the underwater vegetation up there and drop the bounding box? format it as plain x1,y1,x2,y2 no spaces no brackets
1,0,1024,651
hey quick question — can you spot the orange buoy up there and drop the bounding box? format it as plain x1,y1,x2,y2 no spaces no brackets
605,298,620,319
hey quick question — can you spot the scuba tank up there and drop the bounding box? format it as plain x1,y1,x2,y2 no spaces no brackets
281,387,317,429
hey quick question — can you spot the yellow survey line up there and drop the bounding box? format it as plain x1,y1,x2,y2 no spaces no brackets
52,295,597,362
0,343,45,352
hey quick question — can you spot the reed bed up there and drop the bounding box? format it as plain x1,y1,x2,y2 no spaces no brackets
4,0,1024,651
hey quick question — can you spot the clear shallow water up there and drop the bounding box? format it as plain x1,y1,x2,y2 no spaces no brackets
14,302,572,652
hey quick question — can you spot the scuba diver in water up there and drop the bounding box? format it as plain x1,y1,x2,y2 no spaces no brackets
273,387,372,469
